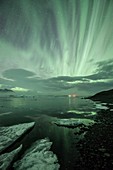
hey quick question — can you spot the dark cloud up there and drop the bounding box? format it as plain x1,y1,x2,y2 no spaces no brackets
3,69,35,80
95,59,113,79
1,59,113,96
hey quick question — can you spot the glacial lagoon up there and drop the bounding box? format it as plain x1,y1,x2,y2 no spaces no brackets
0,96,111,169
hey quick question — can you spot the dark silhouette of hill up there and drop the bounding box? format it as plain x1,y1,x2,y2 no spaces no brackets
87,89,113,103
0,88,14,93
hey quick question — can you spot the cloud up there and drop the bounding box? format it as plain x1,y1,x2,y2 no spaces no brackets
94,59,113,79
1,61,113,96
3,69,35,80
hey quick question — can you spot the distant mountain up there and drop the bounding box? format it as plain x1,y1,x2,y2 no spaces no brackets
0,88,14,93
87,89,113,103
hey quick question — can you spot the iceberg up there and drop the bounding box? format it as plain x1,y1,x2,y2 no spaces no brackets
67,110,97,116
53,118,95,128
0,122,35,153
95,103,108,110
0,112,12,117
0,145,22,170
14,138,60,170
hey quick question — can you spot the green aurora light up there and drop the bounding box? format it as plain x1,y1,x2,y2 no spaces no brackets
0,0,113,79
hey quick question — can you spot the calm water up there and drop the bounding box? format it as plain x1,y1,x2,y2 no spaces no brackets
0,96,100,169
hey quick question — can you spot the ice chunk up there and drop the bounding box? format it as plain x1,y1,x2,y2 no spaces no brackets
95,103,108,110
14,138,60,170
0,112,12,117
53,118,95,127
67,110,97,116
0,145,22,170
0,122,35,153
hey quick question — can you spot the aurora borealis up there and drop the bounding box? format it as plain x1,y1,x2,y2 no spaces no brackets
0,0,113,95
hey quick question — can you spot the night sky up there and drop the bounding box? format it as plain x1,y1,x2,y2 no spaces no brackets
0,0,113,96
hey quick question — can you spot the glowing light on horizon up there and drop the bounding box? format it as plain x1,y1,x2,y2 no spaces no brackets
68,94,77,98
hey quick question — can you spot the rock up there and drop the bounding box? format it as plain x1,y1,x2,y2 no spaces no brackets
14,138,60,170
98,148,106,152
0,122,35,153
104,153,110,157
0,145,22,170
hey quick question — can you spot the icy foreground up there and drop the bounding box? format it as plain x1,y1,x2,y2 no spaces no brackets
0,122,35,153
14,138,60,170
0,145,22,170
53,118,95,127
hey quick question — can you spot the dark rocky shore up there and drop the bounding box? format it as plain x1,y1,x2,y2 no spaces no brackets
74,89,113,170
87,89,113,103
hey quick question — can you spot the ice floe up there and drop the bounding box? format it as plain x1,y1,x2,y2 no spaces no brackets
0,112,12,117
67,110,97,116
0,145,22,170
14,138,60,170
0,122,35,153
95,103,108,110
53,118,95,128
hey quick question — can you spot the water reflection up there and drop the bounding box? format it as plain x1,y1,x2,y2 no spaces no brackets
0,96,95,113
0,96,109,169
